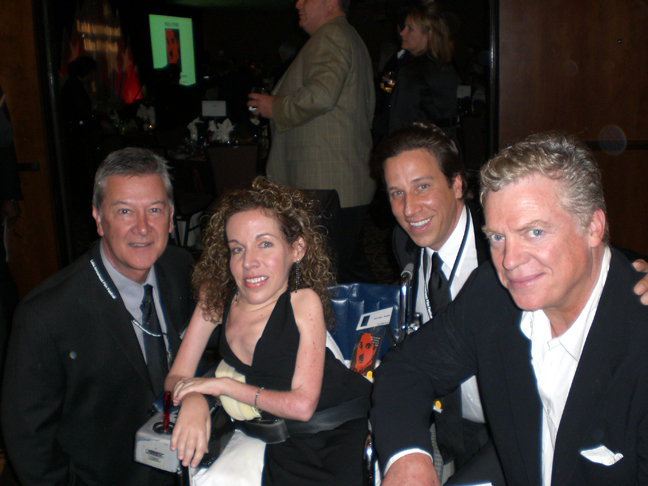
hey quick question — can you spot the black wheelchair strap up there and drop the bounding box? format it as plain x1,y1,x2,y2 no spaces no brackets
235,395,370,444
236,418,289,444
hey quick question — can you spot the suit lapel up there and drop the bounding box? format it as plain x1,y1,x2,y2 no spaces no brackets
498,319,542,485
155,261,182,359
88,244,154,391
551,255,624,485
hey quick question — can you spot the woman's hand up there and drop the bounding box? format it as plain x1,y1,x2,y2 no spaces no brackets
173,377,222,405
170,392,211,468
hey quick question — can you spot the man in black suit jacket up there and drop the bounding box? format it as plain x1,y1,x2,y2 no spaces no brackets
2,148,194,486
376,122,496,482
372,133,648,485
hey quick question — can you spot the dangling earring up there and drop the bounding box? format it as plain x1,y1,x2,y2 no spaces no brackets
294,259,302,291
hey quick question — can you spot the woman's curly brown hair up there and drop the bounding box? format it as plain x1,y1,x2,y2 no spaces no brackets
192,176,337,327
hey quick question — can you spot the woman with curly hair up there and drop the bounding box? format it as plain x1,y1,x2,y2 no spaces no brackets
165,177,371,485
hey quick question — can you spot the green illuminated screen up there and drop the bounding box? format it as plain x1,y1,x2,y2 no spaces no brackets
149,14,196,86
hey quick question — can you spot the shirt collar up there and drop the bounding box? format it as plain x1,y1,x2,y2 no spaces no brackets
99,241,158,306
424,203,468,274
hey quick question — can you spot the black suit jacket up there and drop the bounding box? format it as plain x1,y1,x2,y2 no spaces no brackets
2,241,194,486
372,248,648,485
390,202,490,463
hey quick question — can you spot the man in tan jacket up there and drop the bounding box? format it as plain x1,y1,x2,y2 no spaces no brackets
249,0,375,282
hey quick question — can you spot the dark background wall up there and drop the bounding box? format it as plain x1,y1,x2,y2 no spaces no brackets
0,0,60,297
498,0,648,254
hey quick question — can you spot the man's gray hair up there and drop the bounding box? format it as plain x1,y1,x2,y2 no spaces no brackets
93,147,174,210
480,132,609,241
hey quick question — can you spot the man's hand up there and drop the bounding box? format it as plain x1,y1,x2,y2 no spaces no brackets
247,93,275,119
381,453,441,486
633,259,648,305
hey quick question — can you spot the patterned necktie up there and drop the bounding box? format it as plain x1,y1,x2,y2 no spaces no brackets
140,284,168,396
428,252,451,315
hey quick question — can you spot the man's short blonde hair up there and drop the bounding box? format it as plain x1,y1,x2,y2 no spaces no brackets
480,132,609,242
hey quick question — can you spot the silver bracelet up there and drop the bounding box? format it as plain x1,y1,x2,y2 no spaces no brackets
254,386,264,412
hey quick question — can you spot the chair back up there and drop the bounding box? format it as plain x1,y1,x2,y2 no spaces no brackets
206,145,259,196
328,283,400,363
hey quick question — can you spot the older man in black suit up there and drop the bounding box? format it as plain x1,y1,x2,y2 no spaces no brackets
372,133,648,486
2,148,194,486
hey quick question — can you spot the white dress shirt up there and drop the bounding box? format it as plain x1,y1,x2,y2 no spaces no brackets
520,246,611,486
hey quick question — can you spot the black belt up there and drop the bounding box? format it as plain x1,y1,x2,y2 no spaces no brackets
235,395,370,444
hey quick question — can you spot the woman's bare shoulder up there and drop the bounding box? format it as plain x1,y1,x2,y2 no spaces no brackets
289,288,324,321
289,287,320,302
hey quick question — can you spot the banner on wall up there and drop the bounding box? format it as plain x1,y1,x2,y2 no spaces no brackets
60,0,142,104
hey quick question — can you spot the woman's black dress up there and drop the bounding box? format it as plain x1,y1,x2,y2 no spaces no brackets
219,290,371,485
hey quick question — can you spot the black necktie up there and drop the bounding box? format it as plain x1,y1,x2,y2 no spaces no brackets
427,253,463,460
140,284,168,396
428,252,451,315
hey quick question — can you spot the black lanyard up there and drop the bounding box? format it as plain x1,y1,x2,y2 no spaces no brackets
422,205,470,314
